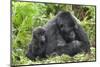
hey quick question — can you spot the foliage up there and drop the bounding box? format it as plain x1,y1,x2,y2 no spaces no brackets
12,47,95,66
12,1,96,66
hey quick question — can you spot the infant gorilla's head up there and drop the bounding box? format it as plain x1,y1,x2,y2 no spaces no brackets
33,27,46,43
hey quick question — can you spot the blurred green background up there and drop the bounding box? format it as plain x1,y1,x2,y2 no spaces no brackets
12,1,96,65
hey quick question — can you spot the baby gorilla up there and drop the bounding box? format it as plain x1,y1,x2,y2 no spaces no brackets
26,27,47,60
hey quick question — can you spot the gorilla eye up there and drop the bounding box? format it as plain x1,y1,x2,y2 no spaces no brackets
60,24,64,28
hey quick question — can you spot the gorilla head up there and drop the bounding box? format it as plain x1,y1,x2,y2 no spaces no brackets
56,11,76,42
26,27,47,60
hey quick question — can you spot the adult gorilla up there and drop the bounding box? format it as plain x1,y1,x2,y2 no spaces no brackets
44,11,90,56
26,11,90,60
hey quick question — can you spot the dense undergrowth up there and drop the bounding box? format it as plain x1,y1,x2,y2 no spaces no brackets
12,2,96,65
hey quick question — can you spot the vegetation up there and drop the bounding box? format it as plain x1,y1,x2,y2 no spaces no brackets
12,1,96,66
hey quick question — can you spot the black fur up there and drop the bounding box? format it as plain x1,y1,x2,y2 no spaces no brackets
26,27,47,60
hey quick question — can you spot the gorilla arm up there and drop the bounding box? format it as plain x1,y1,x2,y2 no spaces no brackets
74,23,90,53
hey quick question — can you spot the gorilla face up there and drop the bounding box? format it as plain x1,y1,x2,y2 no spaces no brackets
56,11,75,31
56,11,76,42
33,28,46,44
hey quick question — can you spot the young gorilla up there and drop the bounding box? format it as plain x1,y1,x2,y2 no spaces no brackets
26,27,47,60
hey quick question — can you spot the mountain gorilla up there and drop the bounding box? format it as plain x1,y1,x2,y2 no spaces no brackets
26,11,90,60
54,11,90,56
26,27,47,60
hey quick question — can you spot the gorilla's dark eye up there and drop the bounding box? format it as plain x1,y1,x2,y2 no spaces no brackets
39,31,45,35
60,24,64,28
